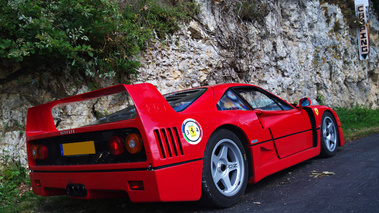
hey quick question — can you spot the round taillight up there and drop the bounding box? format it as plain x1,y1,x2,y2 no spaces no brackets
31,145,39,160
109,136,125,155
125,134,143,154
37,144,48,160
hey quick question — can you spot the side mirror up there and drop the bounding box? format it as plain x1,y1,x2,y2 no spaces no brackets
299,97,311,109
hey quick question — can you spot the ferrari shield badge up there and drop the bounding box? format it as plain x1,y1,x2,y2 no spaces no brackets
182,119,202,144
314,108,319,116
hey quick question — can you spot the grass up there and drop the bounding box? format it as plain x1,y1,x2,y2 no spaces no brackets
334,104,379,142
0,105,378,212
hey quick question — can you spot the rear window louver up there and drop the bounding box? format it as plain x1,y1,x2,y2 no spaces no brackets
154,127,184,159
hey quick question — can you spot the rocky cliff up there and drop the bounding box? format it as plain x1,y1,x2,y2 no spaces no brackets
1,0,378,165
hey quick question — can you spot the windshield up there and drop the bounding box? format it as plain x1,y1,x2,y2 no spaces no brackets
88,105,137,125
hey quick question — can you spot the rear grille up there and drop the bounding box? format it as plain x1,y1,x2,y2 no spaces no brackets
154,127,184,159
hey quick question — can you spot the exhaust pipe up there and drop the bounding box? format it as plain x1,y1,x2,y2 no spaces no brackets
66,184,87,198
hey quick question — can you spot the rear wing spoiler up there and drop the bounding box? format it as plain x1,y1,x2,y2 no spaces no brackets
26,83,175,136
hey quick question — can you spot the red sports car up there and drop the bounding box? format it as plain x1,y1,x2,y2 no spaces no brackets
26,83,344,207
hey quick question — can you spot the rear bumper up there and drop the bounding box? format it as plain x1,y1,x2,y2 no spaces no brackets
30,160,203,202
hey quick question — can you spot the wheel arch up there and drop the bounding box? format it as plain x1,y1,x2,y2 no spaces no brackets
211,124,253,179
322,109,343,147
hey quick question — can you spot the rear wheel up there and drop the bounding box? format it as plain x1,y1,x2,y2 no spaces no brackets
201,129,248,208
320,111,338,157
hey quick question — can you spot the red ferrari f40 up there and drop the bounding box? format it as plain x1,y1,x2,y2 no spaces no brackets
26,83,344,207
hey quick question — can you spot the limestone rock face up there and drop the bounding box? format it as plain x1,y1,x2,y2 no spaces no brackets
138,0,379,108
1,0,378,166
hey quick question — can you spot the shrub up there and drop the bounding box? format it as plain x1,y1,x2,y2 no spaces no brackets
0,0,197,79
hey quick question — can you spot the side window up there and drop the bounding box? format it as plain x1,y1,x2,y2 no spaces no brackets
238,90,275,109
217,90,249,110
235,88,293,111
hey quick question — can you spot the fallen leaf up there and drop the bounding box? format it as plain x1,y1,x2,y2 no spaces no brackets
322,171,336,175
310,170,336,178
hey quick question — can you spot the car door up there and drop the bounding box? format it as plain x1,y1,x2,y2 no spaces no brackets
234,87,313,159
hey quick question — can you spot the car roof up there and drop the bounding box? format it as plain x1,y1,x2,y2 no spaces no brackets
171,83,259,113
208,83,256,90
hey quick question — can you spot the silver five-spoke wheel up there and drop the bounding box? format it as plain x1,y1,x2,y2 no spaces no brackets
201,129,248,208
322,116,337,152
211,139,245,197
320,111,339,157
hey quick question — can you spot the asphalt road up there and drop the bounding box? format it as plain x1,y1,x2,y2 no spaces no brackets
40,134,379,212
128,134,379,213
227,133,379,213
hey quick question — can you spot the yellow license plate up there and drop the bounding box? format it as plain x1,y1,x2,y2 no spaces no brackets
60,141,96,156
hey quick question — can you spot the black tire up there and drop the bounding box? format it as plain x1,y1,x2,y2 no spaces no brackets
320,111,338,157
201,129,248,208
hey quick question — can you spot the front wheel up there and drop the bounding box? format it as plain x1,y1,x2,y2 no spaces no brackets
201,129,248,208
320,111,338,157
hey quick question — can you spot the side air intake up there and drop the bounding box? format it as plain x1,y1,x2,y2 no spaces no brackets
154,127,184,159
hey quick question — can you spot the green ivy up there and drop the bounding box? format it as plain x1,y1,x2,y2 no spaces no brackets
0,0,197,79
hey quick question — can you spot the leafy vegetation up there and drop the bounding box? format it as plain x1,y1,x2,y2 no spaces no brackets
316,93,326,105
0,0,197,79
0,152,35,210
235,0,269,23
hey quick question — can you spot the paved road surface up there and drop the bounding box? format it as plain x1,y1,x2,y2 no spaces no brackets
40,134,379,212
117,134,379,213
227,133,379,213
